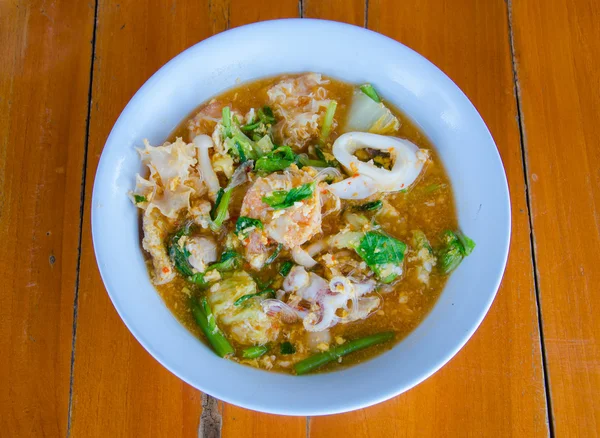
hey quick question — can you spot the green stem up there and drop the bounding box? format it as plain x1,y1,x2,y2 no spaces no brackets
210,188,232,230
359,84,381,103
264,243,283,265
234,288,275,307
297,156,329,168
242,345,269,359
222,106,232,137
294,332,395,375
320,100,338,142
191,298,234,358
353,200,383,212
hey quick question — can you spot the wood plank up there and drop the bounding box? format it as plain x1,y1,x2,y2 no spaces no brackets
220,2,307,437
511,0,600,435
68,1,221,436
304,0,364,25
308,0,550,435
229,0,299,28
0,0,94,435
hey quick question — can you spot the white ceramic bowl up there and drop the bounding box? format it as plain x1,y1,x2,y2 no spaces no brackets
92,19,510,415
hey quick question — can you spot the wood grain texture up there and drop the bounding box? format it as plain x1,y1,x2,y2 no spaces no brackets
308,0,550,435
304,0,364,25
0,0,93,436
220,1,307,436
68,1,220,436
229,0,299,28
512,0,600,435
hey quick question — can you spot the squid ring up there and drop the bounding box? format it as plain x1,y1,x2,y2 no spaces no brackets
328,132,428,199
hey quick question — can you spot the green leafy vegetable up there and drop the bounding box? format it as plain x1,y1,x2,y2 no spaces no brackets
359,83,381,103
222,106,232,137
315,146,327,161
437,230,476,273
265,243,283,265
255,146,331,173
234,288,275,306
242,345,269,359
355,231,406,283
253,276,274,290
353,200,383,212
239,107,276,143
236,216,263,238
188,253,238,286
296,155,329,168
210,250,240,272
169,244,193,277
346,89,399,134
314,146,339,168
210,162,253,231
134,194,147,203
226,132,258,162
262,182,315,210
320,100,337,142
255,146,297,173
263,191,287,206
210,188,225,220
279,261,294,277
437,231,463,274
191,298,234,357
166,224,239,283
234,141,248,163
241,121,261,132
189,273,207,285
222,106,268,161
167,223,194,277
280,341,296,355
258,106,276,124
456,231,476,256
294,332,394,375
210,188,232,230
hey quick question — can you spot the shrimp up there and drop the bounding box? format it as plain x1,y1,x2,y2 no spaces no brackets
187,100,223,138
239,165,322,269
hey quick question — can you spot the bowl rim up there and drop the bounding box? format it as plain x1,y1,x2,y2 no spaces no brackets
91,18,511,416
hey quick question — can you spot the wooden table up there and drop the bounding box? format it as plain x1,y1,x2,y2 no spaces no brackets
2,0,598,436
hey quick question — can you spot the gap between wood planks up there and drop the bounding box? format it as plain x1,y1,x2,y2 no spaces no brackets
200,394,223,438
505,0,554,436
66,0,100,436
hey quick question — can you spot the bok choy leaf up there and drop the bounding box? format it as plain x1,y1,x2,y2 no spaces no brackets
345,89,400,134
262,182,315,210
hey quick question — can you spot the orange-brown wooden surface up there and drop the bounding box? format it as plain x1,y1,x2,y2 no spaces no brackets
307,0,548,435
304,0,364,25
512,0,600,435
0,0,94,436
67,1,217,436
3,0,600,436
